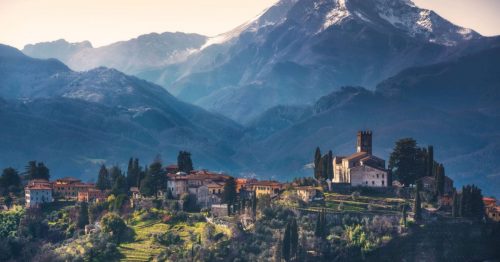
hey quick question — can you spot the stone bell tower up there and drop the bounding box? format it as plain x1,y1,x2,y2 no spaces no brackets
356,130,372,154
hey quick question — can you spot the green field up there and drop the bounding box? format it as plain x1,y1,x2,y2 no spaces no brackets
119,211,230,261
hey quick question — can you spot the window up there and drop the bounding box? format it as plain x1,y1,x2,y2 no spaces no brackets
382,181,384,186
372,181,375,185
382,174,385,179
377,174,379,178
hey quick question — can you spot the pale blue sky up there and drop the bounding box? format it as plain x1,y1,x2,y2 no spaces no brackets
0,0,499,49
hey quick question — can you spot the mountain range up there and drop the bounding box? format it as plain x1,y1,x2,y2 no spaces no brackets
0,44,242,178
23,0,500,123
3,0,500,196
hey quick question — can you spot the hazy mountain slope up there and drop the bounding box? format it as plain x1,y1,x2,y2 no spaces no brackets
0,44,71,99
23,32,207,74
239,47,500,196
0,44,242,179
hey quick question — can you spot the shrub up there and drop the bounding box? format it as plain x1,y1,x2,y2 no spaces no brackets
154,231,183,246
100,212,128,242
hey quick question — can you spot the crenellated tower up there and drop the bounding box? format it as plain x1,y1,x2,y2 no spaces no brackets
356,130,372,154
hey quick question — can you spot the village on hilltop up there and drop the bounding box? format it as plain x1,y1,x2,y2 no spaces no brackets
1,130,499,261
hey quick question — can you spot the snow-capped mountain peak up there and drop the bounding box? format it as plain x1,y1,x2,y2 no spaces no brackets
314,0,480,45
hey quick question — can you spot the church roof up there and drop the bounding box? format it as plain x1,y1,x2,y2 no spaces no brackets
344,151,369,161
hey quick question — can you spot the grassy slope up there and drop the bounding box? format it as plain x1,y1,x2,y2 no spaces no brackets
119,212,229,262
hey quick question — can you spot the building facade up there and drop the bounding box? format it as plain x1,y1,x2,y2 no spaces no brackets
25,184,53,207
332,131,389,187
77,189,108,203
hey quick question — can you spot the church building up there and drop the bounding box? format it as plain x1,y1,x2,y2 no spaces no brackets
332,131,389,187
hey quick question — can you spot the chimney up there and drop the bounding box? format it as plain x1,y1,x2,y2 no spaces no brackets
356,131,372,154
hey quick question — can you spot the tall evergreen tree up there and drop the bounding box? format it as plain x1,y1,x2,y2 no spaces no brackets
36,162,50,180
282,222,291,262
142,158,164,198
414,181,422,221
0,167,21,195
290,218,298,260
314,147,322,180
96,164,111,190
321,154,329,181
109,166,122,186
435,164,445,196
388,138,426,186
24,161,37,180
77,202,89,229
458,185,485,219
402,204,407,227
133,158,140,186
427,146,434,177
327,150,334,180
252,191,257,218
111,174,128,196
315,209,327,239
126,158,141,188
223,177,237,206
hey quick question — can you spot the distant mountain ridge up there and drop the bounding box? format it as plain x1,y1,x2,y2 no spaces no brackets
0,44,242,179
23,32,207,74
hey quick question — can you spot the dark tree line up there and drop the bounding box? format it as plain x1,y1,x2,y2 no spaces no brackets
24,161,50,181
0,168,22,198
313,147,334,181
452,185,484,220
389,139,446,194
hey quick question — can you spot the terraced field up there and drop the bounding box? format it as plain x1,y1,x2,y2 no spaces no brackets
119,220,167,262
277,191,411,215
118,213,230,261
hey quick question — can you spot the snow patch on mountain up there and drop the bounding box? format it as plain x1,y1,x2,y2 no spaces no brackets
322,0,351,31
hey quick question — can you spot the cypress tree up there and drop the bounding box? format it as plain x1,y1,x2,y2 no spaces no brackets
252,191,257,217
290,219,298,260
126,157,136,188
314,147,322,180
96,164,111,190
327,150,334,180
321,154,328,181
223,177,237,205
427,146,434,177
282,223,291,262
435,164,445,196
402,204,407,227
414,181,422,221
77,202,89,229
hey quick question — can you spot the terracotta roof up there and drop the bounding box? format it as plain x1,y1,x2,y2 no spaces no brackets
248,180,282,187
130,187,140,192
166,164,178,169
26,184,52,190
207,182,224,188
56,177,81,181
